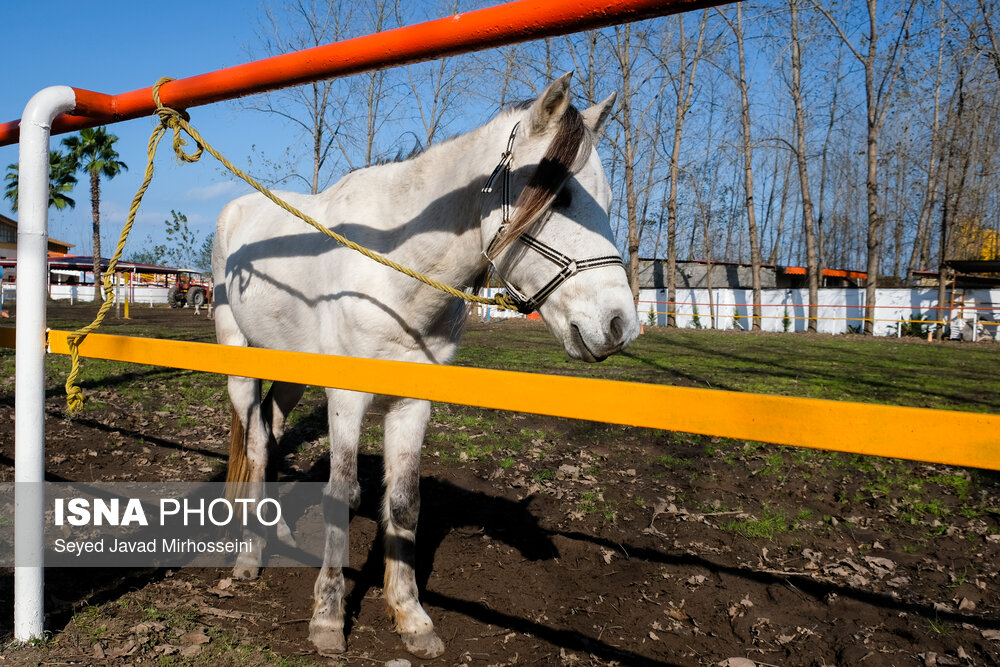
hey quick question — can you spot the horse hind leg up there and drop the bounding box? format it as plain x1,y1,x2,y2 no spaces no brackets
257,381,306,547
262,381,305,443
225,373,273,580
216,299,257,495
260,381,306,479
228,380,305,490
214,305,269,577
382,398,444,659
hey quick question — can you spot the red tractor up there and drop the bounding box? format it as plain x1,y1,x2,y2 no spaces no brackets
167,269,211,308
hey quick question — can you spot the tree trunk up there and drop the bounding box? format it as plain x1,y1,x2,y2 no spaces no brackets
789,0,819,332
862,3,880,335
817,45,843,272
665,11,708,327
905,2,945,285
91,170,102,295
937,83,958,342
311,82,323,195
937,71,972,340
614,25,641,301
769,158,792,265
730,6,762,330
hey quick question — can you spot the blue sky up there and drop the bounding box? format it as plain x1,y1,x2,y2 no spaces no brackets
0,1,327,257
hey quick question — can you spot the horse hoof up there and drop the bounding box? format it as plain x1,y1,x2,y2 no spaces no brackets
401,630,445,658
232,565,260,580
309,627,346,655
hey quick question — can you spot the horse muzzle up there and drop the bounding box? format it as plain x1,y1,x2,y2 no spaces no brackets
567,308,639,362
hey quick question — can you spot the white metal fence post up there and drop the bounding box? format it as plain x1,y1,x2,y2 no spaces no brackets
14,85,77,642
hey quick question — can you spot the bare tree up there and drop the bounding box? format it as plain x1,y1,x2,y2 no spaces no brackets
815,42,845,270
976,0,1000,80
904,10,944,286
657,11,709,327
245,0,354,193
606,23,664,299
565,30,603,106
406,54,466,147
719,5,763,330
936,69,970,340
360,0,396,166
814,0,917,334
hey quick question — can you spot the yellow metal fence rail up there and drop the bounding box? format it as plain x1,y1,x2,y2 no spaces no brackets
1,327,997,471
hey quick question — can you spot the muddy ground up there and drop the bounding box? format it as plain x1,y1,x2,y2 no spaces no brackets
1,302,999,666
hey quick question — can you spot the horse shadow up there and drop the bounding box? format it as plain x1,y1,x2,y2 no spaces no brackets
289,422,688,666
293,438,558,600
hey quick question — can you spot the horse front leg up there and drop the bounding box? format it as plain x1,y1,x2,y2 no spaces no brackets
383,398,444,659
310,388,371,656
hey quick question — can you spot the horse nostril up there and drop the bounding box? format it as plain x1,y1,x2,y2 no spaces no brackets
608,314,625,343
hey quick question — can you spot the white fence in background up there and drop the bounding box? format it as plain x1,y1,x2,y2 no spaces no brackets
47,284,170,305
635,287,1000,338
9,284,1000,339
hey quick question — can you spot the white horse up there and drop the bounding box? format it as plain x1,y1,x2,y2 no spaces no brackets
213,73,639,658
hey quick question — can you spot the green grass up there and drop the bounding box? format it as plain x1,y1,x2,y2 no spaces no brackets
71,606,110,644
532,469,554,482
723,506,812,540
928,617,951,637
725,511,790,540
4,311,999,416
654,454,689,468
929,474,971,500
457,325,1000,413
576,488,617,521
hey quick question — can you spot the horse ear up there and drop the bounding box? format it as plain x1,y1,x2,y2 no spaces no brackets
581,92,616,135
528,72,573,134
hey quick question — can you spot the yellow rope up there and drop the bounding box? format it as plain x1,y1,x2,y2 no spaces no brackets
64,77,518,412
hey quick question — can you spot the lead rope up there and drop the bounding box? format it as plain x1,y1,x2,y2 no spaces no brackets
64,77,521,412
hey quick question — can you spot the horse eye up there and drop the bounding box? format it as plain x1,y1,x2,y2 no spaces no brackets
553,188,572,209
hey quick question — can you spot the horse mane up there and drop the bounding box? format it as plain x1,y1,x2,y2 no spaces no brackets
486,103,595,259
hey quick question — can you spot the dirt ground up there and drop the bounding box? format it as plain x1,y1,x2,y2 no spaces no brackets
1,302,999,666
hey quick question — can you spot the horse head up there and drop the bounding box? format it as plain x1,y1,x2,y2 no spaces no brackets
481,73,639,362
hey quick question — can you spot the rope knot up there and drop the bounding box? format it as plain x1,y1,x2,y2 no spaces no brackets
152,77,203,163
492,292,525,313
66,385,85,413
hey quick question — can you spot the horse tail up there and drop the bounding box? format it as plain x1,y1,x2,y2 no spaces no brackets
225,406,250,502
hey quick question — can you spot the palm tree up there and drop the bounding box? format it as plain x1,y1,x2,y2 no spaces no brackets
62,127,127,288
3,151,78,212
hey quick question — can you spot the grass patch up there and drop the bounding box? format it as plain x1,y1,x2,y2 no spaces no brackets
532,469,554,482
575,488,617,521
723,506,811,540
929,474,971,500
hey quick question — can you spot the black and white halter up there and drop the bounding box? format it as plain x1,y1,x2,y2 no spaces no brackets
481,122,625,315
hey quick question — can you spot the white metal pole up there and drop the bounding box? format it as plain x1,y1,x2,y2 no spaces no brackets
14,86,77,642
